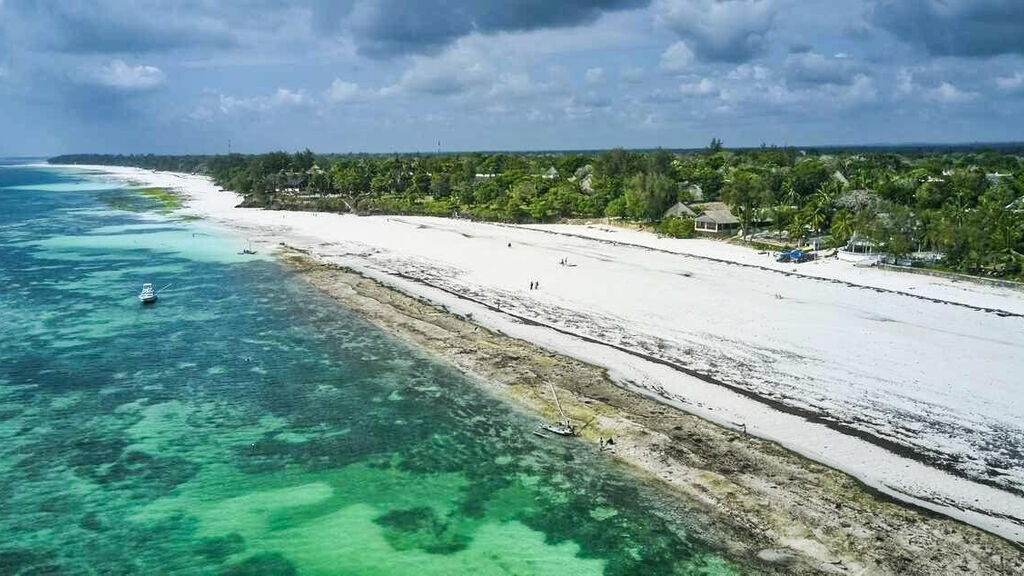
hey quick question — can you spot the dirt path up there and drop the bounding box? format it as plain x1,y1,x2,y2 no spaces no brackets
285,251,1023,575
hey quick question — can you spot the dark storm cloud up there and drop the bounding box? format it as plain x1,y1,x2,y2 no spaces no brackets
869,0,1024,57
2,1,649,59
784,52,862,87
655,0,777,63
2,0,235,54
345,0,650,58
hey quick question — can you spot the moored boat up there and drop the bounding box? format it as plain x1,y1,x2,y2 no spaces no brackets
138,282,157,304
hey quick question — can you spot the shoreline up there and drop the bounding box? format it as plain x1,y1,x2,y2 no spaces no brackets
39,164,1024,567
284,252,1022,573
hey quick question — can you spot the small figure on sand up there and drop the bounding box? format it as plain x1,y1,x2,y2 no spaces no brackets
507,242,512,248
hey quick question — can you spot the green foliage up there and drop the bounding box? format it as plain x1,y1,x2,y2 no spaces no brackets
722,170,767,238
658,217,695,238
49,144,1024,279
624,172,675,221
787,159,831,200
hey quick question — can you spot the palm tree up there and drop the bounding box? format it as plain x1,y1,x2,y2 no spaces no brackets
830,210,855,246
781,181,799,208
802,181,840,234
788,212,807,245
920,211,950,252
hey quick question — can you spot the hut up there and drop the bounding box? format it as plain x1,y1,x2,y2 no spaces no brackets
693,202,740,233
663,202,697,219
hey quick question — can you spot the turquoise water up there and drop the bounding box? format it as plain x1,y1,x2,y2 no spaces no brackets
0,165,741,575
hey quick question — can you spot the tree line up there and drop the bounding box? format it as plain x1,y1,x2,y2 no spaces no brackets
51,142,1024,279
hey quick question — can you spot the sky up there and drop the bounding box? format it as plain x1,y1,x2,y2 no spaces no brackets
0,0,1023,155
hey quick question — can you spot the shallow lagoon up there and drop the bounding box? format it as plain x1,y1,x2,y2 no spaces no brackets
0,166,740,575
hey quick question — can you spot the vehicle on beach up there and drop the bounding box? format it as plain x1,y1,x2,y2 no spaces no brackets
776,249,815,264
138,282,157,304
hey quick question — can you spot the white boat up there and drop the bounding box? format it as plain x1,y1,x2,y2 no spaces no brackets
138,283,157,304
838,234,883,265
540,422,576,436
537,383,576,437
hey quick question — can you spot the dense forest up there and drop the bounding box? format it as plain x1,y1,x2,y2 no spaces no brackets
51,143,1024,279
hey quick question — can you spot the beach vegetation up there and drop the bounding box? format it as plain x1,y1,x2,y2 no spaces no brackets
658,217,696,239
50,143,1024,279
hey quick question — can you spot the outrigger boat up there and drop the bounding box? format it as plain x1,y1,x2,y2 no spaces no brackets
138,283,157,304
239,240,257,255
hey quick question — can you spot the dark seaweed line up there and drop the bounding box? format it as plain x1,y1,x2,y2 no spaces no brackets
381,268,1024,502
509,225,1024,320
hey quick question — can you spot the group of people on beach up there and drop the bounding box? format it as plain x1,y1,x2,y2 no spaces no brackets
527,257,577,290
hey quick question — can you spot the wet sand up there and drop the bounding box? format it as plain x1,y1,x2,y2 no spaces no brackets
284,250,1024,575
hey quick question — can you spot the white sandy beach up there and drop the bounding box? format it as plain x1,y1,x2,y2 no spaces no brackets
58,165,1024,545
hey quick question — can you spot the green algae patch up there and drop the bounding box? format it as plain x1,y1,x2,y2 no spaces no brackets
94,186,181,213
139,187,182,211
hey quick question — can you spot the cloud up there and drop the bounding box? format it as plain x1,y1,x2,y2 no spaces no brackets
996,71,1024,92
325,79,364,103
218,88,310,114
868,0,1024,57
383,48,490,96
620,66,645,84
585,66,605,85
784,52,862,87
344,0,650,58
488,72,560,99
2,0,234,54
658,61,878,118
924,82,978,104
659,41,694,73
840,73,878,104
679,77,716,96
90,60,165,91
564,90,613,118
654,0,777,62
896,68,978,104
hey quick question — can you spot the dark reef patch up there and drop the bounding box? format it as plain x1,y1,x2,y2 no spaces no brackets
219,552,297,576
375,507,472,555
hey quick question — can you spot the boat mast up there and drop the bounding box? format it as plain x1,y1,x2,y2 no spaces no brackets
548,382,570,426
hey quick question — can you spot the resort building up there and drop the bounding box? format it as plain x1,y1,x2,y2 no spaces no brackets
663,202,697,219
693,202,740,234
838,233,882,264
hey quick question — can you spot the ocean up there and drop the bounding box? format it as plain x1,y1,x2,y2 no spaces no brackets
0,164,738,575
